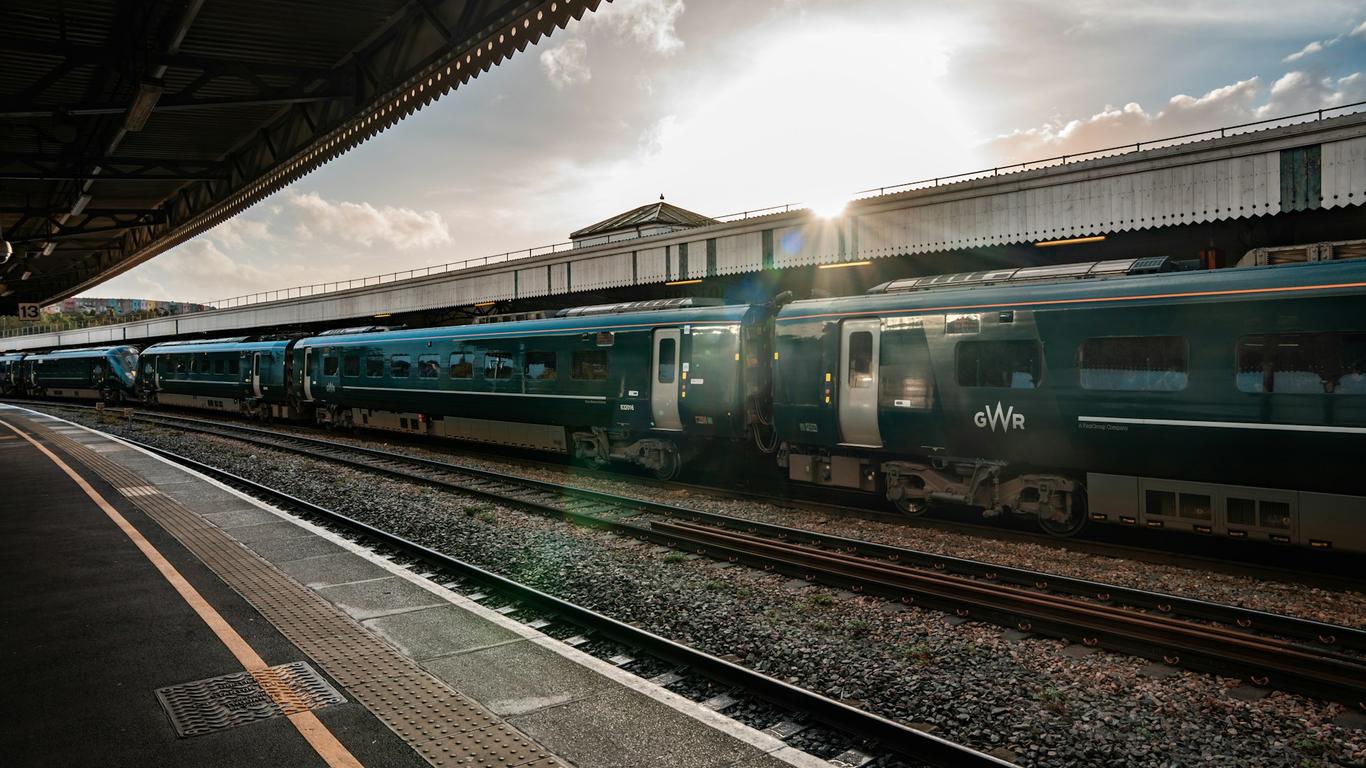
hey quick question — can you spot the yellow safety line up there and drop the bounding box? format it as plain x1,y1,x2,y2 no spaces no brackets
0,419,363,768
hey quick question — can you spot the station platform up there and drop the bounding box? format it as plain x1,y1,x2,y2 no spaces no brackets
0,404,821,768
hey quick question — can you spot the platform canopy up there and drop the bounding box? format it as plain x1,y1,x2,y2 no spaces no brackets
0,0,602,314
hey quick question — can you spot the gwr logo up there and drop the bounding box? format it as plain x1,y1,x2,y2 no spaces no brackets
974,402,1025,432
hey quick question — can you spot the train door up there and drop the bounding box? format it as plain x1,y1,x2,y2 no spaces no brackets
838,319,882,447
651,329,682,430
251,353,263,398
302,348,314,401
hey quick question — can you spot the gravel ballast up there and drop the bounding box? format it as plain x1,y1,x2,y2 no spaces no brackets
36,409,1366,768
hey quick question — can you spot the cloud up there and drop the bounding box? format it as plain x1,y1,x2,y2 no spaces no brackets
1284,40,1324,62
1354,20,1366,39
207,215,274,249
282,189,451,249
1258,70,1366,117
540,38,591,89
983,77,1261,163
157,239,275,298
594,0,686,55
983,60,1366,165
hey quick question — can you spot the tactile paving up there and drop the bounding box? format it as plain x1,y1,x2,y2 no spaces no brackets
157,661,345,737
31,419,565,768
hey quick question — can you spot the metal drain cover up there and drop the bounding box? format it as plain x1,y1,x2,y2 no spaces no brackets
156,661,346,737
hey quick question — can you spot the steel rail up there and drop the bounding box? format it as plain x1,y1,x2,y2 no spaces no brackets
20,399,1363,657
107,408,1366,654
654,521,1366,710
108,433,1012,768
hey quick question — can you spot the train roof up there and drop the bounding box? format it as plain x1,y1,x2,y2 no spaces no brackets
779,258,1366,321
23,345,138,359
142,338,295,355
297,301,751,349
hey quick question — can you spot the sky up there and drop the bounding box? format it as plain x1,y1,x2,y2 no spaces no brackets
91,0,1366,304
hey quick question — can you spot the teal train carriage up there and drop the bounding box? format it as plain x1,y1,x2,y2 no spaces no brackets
294,299,773,478
0,352,25,395
18,346,140,401
138,338,304,420
773,257,1366,551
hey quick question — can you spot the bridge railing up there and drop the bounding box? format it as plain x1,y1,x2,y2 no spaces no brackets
853,100,1366,198
6,100,1364,341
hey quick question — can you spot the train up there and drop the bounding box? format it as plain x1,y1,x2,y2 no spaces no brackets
3,255,1363,552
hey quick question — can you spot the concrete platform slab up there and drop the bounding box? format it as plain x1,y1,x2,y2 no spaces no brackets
245,533,347,563
363,605,522,661
278,552,394,588
507,684,774,768
317,576,448,621
424,639,616,716
230,519,325,544
203,506,289,529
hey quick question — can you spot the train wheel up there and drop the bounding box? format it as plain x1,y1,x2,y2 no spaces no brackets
652,442,681,481
1037,488,1087,537
892,496,928,516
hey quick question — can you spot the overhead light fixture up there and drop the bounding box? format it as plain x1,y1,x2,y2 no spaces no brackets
20,271,31,281
473,300,496,308
41,242,56,257
373,312,392,318
1035,235,1106,247
665,278,703,286
817,261,871,270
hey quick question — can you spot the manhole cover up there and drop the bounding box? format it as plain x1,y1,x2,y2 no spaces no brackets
156,661,345,737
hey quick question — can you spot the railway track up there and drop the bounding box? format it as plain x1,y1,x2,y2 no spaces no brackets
16,397,1356,590
22,401,1366,710
95,427,1011,768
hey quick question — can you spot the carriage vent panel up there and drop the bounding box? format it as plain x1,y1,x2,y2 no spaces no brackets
855,151,1283,257
1322,136,1366,209
570,252,634,291
773,222,850,267
452,272,516,306
636,247,668,283
714,232,763,275
517,266,550,298
549,263,570,294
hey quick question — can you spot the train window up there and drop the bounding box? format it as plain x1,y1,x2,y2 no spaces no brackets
390,354,411,378
944,313,980,335
1236,332,1366,394
1260,500,1291,529
658,339,676,384
213,359,225,375
1178,493,1212,521
366,355,385,377
571,350,609,381
323,355,339,376
1080,336,1187,391
448,352,474,379
417,355,439,379
485,352,514,379
1145,489,1176,518
228,357,240,376
955,341,1042,388
343,355,359,377
525,351,557,381
880,329,934,409
174,356,188,375
847,331,874,388
192,356,210,374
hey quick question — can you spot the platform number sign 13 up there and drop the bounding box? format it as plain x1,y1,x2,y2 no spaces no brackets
17,303,41,322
